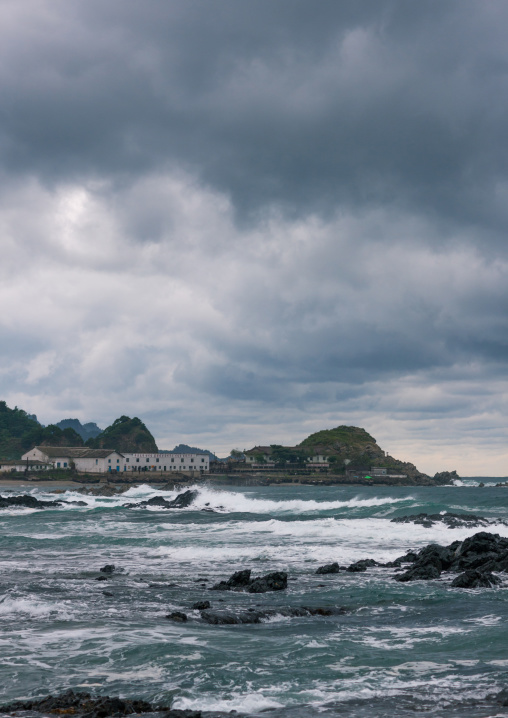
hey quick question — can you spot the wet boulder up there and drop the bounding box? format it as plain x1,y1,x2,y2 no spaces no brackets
166,611,188,622
191,600,211,610
211,569,252,591
0,494,63,509
126,490,198,510
394,564,441,582
210,569,288,593
248,571,287,593
451,570,501,588
0,689,160,717
346,559,378,573
316,562,341,574
100,564,115,574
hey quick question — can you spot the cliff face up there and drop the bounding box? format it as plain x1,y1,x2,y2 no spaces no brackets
298,425,430,482
56,419,103,442
86,416,157,453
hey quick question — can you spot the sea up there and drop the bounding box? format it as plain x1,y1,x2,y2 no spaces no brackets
0,481,507,718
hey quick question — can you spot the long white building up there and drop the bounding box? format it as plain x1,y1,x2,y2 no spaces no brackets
21,447,209,474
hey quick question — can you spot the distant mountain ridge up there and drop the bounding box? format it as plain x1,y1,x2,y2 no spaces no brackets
56,419,103,442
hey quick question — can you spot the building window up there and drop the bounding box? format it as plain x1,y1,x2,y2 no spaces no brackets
156,458,159,463
126,458,129,463
136,458,140,463
57,462,60,468
171,458,174,463
117,459,120,463
191,458,194,463
146,458,149,463
96,459,98,465
201,458,205,463
63,463,67,467
108,459,111,463
181,458,184,462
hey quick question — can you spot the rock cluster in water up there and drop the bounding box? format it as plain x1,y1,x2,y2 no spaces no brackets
315,531,508,588
0,494,87,509
391,511,506,528
0,689,200,718
125,490,198,509
210,568,288,593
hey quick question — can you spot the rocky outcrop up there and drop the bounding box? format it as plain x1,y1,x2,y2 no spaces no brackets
391,512,502,529
451,570,501,588
0,495,63,509
346,559,378,573
392,532,508,584
126,490,198,510
315,562,341,574
210,569,288,593
200,605,349,625
0,689,200,718
433,470,460,483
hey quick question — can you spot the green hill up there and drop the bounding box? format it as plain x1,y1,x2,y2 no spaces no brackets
298,425,430,482
86,416,158,453
0,401,83,459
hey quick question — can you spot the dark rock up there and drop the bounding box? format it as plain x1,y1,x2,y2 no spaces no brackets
95,576,108,581
316,562,341,574
495,688,508,706
211,568,287,593
102,591,114,597
346,559,378,573
383,551,418,567
166,611,188,622
395,564,441,582
0,689,165,717
200,605,350,625
433,470,460,483
211,569,252,591
391,512,499,529
248,571,287,593
0,494,62,509
125,490,198,510
451,570,501,588
100,564,115,574
192,600,210,610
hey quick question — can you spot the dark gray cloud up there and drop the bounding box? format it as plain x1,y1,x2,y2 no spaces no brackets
0,1,508,473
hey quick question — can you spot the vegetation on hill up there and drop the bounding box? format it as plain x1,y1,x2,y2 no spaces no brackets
56,418,103,442
86,416,158,452
0,401,83,459
298,425,430,481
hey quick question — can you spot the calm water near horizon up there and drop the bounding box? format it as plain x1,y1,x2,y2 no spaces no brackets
0,482,507,717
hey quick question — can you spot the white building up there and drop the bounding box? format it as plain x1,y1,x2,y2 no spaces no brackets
0,459,52,473
22,446,124,473
122,452,209,473
21,447,210,474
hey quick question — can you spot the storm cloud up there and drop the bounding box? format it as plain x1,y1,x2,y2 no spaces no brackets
1,1,508,473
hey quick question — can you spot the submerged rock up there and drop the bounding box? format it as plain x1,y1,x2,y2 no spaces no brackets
210,569,287,593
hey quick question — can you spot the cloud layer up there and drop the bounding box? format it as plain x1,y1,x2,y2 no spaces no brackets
1,1,508,473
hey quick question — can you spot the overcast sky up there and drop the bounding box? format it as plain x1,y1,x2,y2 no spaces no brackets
1,1,508,474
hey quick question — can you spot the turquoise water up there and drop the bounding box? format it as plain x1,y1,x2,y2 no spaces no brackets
0,483,507,717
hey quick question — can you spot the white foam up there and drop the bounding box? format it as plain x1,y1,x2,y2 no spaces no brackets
174,691,284,713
